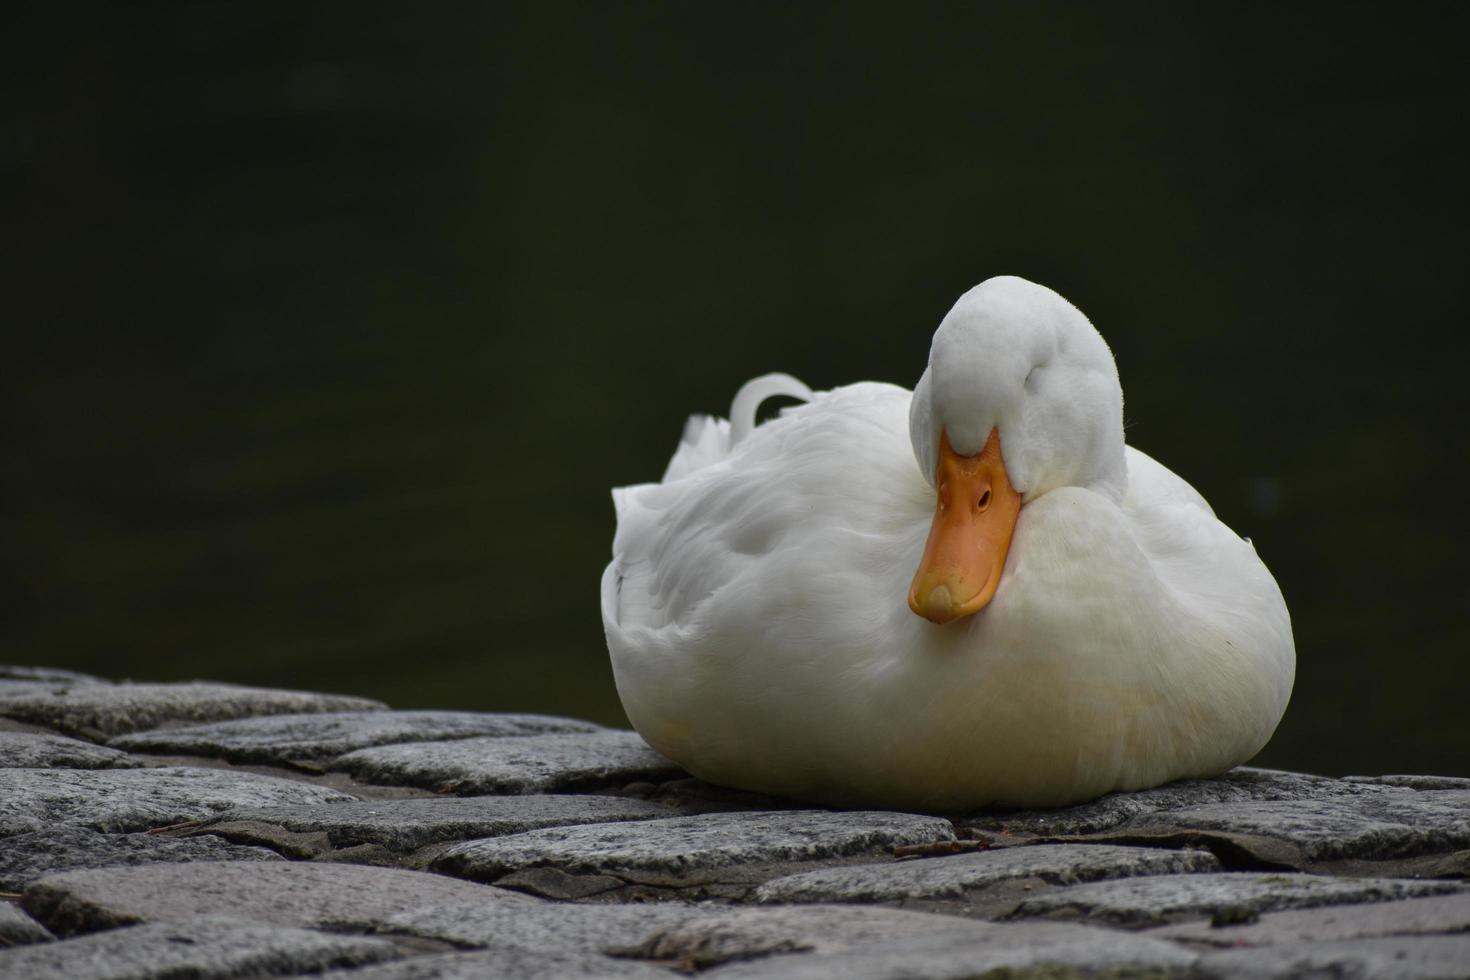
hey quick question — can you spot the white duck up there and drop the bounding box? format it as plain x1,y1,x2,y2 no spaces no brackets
601,276,1294,811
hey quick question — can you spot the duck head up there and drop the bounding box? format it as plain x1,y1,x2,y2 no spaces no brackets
907,276,1127,624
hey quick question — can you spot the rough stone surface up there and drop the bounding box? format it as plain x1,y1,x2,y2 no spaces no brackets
0,900,54,946
1346,774,1470,791
210,794,679,852
0,732,141,770
434,810,955,884
1010,872,1467,928
0,666,105,684
1121,792,1470,864
755,842,1221,904
334,730,686,794
379,900,714,952
698,921,1196,979
0,826,282,890
380,901,1005,973
110,710,603,766
0,914,398,979
0,681,384,739
0,767,355,837
1155,890,1470,948
1194,934,1470,980
22,860,536,936
967,776,1470,876
962,766,1385,837
330,948,674,979
0,681,54,696
633,905,998,970
0,716,54,735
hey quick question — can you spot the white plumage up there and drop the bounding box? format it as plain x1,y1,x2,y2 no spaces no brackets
602,276,1294,811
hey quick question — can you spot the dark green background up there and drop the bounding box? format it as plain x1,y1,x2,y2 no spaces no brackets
6,5,1467,777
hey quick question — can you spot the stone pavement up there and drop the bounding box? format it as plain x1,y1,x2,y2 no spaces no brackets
0,666,1466,979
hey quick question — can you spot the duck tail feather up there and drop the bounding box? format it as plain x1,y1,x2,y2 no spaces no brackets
729,372,813,447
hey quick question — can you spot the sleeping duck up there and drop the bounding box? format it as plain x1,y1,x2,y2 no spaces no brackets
601,275,1294,811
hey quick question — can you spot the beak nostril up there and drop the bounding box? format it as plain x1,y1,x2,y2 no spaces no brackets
977,489,991,512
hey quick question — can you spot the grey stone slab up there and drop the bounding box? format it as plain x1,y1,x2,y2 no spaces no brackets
1009,872,1467,928
211,794,679,852
1345,774,1470,791
0,681,64,698
0,826,282,890
0,732,141,770
433,810,956,884
0,767,355,837
1122,791,1470,864
334,730,686,794
379,900,713,953
381,903,1081,974
22,860,536,937
0,666,106,684
1156,891,1470,948
0,900,54,946
0,914,398,979
962,766,1387,837
1194,935,1470,980
754,842,1221,904
109,709,603,766
0,716,58,735
312,948,674,979
0,681,384,740
633,905,1001,971
699,921,1196,979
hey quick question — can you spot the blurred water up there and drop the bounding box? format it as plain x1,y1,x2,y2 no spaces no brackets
5,4,1467,777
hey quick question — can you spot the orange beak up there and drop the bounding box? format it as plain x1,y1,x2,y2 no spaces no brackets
908,427,1022,624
